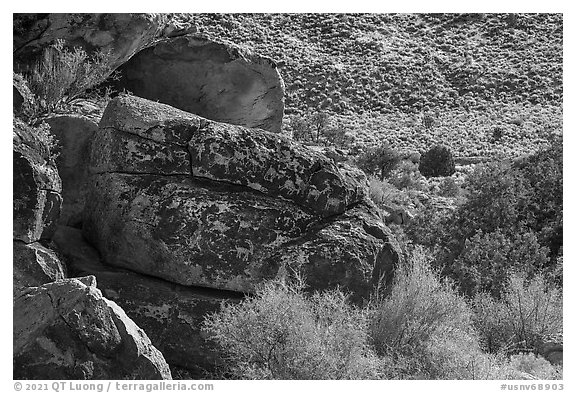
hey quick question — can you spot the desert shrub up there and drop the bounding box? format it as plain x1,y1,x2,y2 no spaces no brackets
289,115,313,142
368,247,489,379
402,200,455,253
13,118,59,161
437,176,461,197
367,176,418,213
472,272,562,355
202,281,383,379
388,160,426,190
508,353,562,380
23,39,117,118
492,126,504,142
356,144,402,180
419,145,456,178
323,125,353,147
452,230,549,298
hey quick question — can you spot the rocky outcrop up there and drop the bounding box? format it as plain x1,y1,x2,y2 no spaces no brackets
188,122,366,216
14,276,172,380
83,96,400,300
13,241,67,293
45,115,98,227
83,173,316,292
264,205,401,302
112,34,285,132
13,73,34,118
54,225,239,378
13,14,182,73
13,121,62,242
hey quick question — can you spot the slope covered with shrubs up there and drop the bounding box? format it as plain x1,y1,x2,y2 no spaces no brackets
203,250,562,380
185,13,562,158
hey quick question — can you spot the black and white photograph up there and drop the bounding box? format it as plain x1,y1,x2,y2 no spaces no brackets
10,7,566,387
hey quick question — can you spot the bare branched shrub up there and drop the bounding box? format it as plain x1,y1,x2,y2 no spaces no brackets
368,248,494,379
369,248,474,351
202,281,383,379
472,272,562,355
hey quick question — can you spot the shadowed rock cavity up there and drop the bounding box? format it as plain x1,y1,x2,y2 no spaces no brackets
112,34,285,133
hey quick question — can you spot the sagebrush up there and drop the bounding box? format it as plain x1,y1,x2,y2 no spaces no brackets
22,39,117,119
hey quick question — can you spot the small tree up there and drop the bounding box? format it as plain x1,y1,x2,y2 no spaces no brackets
290,115,313,142
419,144,456,178
323,125,352,148
290,111,330,145
356,144,401,180
310,111,329,143
452,230,549,298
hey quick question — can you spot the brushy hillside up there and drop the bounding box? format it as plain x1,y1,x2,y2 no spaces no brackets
185,13,562,158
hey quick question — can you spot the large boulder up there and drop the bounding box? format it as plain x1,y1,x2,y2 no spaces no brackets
54,225,239,378
45,115,99,226
96,95,367,216
13,13,178,73
83,173,316,292
264,204,401,303
188,121,367,217
112,34,285,132
13,241,67,293
14,276,172,380
83,96,400,300
13,120,62,242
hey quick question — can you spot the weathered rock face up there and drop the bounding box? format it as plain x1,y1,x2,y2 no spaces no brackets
113,34,285,132
13,241,67,293
14,276,172,380
188,122,367,217
54,225,239,378
13,73,33,118
265,205,401,303
13,13,175,73
45,115,98,227
13,121,62,242
83,173,316,292
83,96,400,300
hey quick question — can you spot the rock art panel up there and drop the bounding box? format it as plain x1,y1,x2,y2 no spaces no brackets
82,173,316,292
